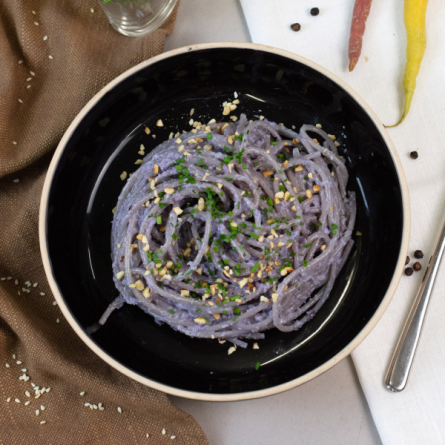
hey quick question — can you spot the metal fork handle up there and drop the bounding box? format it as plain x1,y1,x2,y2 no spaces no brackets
385,220,445,392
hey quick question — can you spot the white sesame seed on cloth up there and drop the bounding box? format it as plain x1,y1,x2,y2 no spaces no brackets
5,364,10,368
162,429,166,435
170,436,176,439
90,8,94,13
52,301,57,306
12,141,17,145
13,179,19,183
6,398,11,403
41,405,45,410
36,410,39,416
48,55,54,60
12,354,16,359
15,399,20,403
56,318,60,323
40,292,45,296
80,391,85,396
33,283,38,287
25,391,30,397
34,21,39,26
146,433,150,438
117,407,122,413
43,35,48,41
40,421,46,425
16,360,22,364
24,401,30,406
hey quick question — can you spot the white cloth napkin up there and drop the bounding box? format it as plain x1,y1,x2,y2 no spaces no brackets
240,0,445,444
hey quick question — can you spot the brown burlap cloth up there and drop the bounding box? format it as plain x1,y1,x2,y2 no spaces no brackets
0,1,209,444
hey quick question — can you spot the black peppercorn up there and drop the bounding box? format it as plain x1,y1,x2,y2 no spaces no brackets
413,262,422,272
405,256,410,265
310,7,320,16
414,250,424,259
291,23,301,32
405,267,413,276
410,151,418,159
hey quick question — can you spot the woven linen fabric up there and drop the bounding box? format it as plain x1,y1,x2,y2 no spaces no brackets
240,0,445,444
0,1,209,444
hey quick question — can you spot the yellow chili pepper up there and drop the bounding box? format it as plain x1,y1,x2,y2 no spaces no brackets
389,0,428,127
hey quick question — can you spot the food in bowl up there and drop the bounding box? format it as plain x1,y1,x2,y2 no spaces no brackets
103,112,356,348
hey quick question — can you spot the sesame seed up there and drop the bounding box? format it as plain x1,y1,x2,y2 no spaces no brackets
12,354,16,359
80,391,85,396
32,10,36,15
18,99,23,103
34,22,39,26
22,368,27,372
7,277,12,280
18,60,23,64
12,141,17,145
14,280,18,285
43,35,48,41
170,436,176,439
46,387,51,392
33,283,38,287
162,429,166,435
15,399,20,403
93,404,98,409
91,8,94,13
27,85,31,89
30,71,35,76
146,433,150,438
18,291,20,296
56,318,60,323
40,421,46,425
117,407,122,413
17,360,22,364
84,403,90,407
40,292,45,296
41,405,45,410
0,278,5,281
25,391,30,397
36,410,39,415
52,301,57,306
5,364,10,368
6,397,11,402
48,55,54,60
24,401,30,406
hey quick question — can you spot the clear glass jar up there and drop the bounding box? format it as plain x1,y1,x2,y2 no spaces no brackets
99,0,178,37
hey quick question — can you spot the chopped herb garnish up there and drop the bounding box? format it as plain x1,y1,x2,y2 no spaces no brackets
270,141,278,146
331,224,338,230
249,232,259,240
332,231,337,235
168,309,175,314
304,242,313,248
207,133,213,140
255,362,260,371
251,263,260,273
156,215,162,224
303,260,308,267
266,197,274,207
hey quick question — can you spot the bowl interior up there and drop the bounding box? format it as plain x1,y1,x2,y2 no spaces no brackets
45,46,404,396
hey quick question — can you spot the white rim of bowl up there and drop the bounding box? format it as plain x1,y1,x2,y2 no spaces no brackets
39,42,410,402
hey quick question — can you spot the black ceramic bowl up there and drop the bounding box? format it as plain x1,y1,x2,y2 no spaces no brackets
39,43,409,401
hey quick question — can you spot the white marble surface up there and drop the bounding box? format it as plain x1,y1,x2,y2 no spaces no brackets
166,1,382,444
